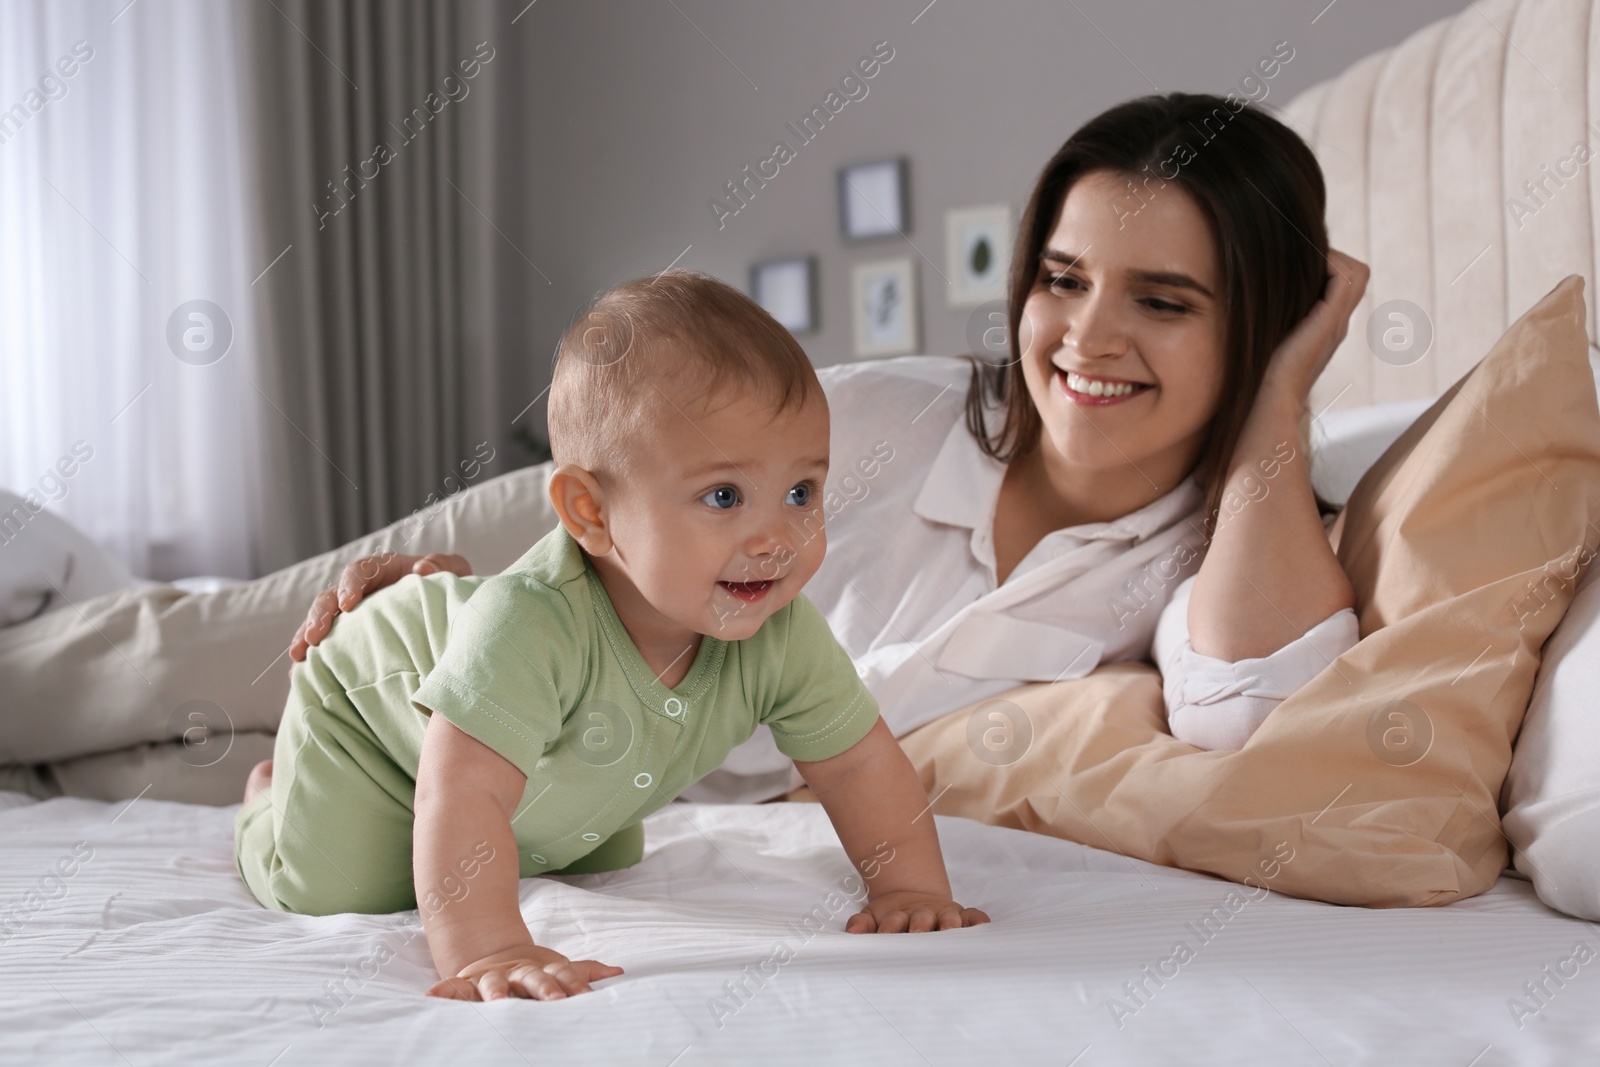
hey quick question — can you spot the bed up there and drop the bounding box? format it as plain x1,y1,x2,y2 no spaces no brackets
3,793,1596,1065
8,0,1600,1062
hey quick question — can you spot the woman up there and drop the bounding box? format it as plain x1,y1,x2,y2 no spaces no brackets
0,92,1367,804
291,91,1367,801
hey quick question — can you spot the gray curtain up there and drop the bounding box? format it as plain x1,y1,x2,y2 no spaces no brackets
241,0,505,574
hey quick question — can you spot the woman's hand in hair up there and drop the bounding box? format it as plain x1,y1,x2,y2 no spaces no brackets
1185,250,1366,665
288,551,474,666
1259,250,1370,410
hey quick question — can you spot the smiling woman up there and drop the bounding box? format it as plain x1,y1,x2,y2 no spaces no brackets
973,94,1335,529
964,94,1364,747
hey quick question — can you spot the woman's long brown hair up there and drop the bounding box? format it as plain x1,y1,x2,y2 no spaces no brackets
965,92,1331,521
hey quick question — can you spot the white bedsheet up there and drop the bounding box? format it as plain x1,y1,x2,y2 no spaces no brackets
1,792,1595,1066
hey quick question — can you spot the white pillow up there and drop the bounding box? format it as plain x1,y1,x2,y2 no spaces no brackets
0,489,134,625
1497,342,1600,919
1309,397,1434,505
1308,346,1600,507
1503,562,1600,920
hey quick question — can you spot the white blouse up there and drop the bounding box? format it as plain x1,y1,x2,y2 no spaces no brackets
683,356,1350,803
1153,574,1359,752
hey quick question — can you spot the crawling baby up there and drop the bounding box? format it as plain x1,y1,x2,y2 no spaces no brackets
234,269,988,1001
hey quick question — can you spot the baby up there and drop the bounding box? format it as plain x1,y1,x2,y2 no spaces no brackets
234,270,988,1001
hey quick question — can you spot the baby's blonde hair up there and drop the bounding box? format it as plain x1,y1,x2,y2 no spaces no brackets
547,270,822,484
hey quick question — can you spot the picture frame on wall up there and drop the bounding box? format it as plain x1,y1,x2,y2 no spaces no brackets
945,204,1012,306
750,255,816,333
838,158,908,240
850,257,919,358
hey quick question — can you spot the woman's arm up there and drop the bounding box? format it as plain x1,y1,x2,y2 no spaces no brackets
289,552,472,662
290,459,568,663
1157,574,1358,750
1186,251,1369,662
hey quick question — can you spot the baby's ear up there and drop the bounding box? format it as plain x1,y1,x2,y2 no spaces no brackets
548,464,612,553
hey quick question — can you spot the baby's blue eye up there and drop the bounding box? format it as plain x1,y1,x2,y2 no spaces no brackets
787,482,813,507
701,486,740,509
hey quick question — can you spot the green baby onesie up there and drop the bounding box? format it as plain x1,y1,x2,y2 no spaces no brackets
234,523,879,915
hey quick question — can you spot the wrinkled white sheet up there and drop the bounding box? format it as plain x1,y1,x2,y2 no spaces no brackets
1,792,1595,1066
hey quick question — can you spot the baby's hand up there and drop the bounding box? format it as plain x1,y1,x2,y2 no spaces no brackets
426,944,624,1001
845,890,990,934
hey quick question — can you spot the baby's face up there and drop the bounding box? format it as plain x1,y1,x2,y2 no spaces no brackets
608,382,831,642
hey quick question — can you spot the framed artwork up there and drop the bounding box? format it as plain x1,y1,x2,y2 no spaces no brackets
945,204,1012,306
850,257,919,358
838,158,908,240
750,255,816,333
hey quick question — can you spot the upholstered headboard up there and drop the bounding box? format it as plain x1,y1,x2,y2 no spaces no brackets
1282,0,1598,413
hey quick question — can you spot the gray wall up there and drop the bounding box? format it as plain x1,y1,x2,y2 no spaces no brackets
489,0,1472,450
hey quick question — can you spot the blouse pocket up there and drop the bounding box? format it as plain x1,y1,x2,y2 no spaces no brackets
933,609,1104,683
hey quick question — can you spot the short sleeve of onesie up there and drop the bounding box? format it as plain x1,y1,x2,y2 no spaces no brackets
410,572,578,778
760,594,880,763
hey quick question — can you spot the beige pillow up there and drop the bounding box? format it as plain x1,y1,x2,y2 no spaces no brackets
898,276,1600,907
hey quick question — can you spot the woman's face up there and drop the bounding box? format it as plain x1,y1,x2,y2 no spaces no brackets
1017,169,1227,489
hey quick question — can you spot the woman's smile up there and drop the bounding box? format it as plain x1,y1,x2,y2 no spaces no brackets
1053,367,1154,405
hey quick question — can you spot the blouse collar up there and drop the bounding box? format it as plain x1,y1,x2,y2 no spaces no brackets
911,405,1205,549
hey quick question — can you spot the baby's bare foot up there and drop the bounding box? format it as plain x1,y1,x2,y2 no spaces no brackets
243,760,274,805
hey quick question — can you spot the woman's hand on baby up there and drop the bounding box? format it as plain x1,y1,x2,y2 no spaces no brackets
288,551,474,665
1259,249,1371,410
426,944,623,1001
845,890,990,933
